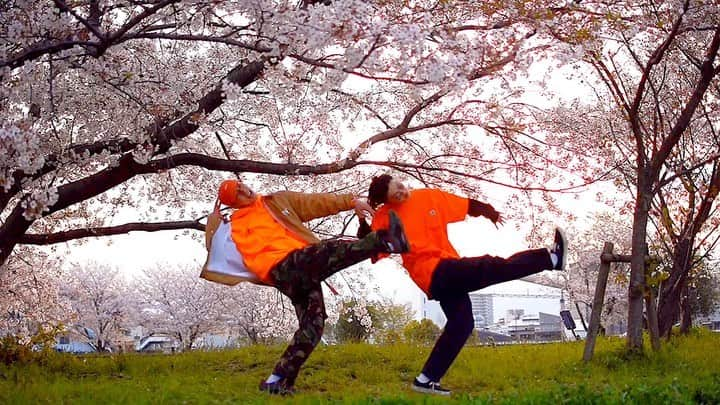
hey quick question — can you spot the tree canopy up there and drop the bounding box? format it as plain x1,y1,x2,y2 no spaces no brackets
2,0,720,353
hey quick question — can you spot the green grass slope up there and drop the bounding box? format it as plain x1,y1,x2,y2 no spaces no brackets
1,331,719,404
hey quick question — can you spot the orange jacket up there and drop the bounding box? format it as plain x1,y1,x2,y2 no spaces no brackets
371,189,469,293
230,192,356,283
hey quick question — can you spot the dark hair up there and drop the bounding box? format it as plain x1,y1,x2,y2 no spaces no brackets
368,174,393,208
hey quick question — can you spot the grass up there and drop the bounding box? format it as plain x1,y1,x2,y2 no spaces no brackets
1,331,719,404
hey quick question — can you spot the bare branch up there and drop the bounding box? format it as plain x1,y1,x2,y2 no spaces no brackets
20,220,204,245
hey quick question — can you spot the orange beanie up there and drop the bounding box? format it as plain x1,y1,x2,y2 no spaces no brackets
218,180,238,206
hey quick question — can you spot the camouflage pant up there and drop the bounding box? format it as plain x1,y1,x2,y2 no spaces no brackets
269,233,384,386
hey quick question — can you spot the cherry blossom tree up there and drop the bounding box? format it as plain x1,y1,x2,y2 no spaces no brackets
61,261,128,351
0,247,67,338
8,0,718,357
215,282,296,345
1,0,608,273
333,298,373,343
649,78,720,337
133,264,223,350
565,213,631,335
539,0,720,351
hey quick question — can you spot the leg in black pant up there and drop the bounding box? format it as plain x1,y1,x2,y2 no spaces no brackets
421,293,475,382
420,248,553,382
430,248,553,297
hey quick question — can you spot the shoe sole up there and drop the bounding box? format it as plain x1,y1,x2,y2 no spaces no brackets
555,227,567,270
411,385,451,396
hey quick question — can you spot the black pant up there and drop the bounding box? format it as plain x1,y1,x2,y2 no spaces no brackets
421,248,552,381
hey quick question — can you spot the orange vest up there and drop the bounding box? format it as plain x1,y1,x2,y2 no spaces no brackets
372,189,468,293
230,197,308,283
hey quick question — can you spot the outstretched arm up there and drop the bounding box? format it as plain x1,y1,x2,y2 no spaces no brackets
274,191,363,221
468,199,504,227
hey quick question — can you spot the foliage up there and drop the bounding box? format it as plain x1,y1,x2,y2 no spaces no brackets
0,247,67,337
1,0,616,270
2,0,719,360
333,298,414,343
0,324,61,365
369,299,414,344
0,332,719,403
686,260,720,319
403,319,441,345
333,299,373,343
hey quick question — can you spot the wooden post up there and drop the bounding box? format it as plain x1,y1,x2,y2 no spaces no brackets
583,242,614,362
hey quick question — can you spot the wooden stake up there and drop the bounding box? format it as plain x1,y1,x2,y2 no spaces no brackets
583,242,614,362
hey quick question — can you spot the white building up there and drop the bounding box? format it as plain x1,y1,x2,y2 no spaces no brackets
476,280,562,325
490,311,563,341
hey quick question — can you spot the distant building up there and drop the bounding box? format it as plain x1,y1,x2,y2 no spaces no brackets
55,334,97,354
470,294,493,329
491,311,563,342
698,305,720,331
471,280,562,324
136,334,179,353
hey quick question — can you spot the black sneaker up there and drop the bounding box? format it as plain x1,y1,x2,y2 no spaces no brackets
412,378,451,396
259,379,295,395
551,227,567,270
381,210,410,253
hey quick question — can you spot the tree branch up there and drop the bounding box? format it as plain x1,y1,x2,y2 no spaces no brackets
650,26,720,176
1,59,267,212
20,220,204,245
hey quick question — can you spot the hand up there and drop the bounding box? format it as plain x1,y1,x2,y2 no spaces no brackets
493,211,505,229
353,198,375,220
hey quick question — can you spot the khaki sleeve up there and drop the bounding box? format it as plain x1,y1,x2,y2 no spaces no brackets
277,191,355,222
204,211,223,251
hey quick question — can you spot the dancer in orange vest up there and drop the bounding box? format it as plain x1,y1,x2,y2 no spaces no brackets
359,175,566,396
217,179,409,395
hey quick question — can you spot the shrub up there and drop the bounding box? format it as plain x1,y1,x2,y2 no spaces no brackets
0,325,61,365
403,319,440,344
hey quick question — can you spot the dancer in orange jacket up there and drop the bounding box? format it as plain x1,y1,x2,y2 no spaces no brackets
359,175,566,396
217,179,409,394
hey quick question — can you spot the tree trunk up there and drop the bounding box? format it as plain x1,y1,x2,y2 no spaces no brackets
627,183,652,353
680,283,693,334
657,273,682,337
657,237,692,337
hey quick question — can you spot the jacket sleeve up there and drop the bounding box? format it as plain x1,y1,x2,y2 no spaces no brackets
204,211,224,251
276,191,355,222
